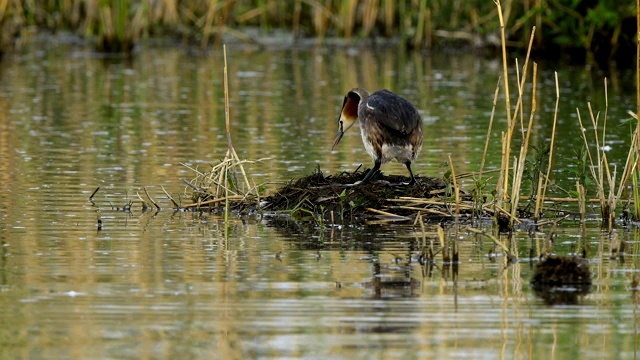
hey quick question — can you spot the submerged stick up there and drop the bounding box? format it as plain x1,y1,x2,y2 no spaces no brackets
89,187,100,203
182,179,199,191
143,186,161,210
161,185,180,209
136,192,149,211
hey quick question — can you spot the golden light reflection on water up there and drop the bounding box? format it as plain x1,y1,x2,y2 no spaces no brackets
3,205,638,357
0,43,638,359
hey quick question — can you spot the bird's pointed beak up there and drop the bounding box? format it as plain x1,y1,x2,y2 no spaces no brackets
332,130,344,150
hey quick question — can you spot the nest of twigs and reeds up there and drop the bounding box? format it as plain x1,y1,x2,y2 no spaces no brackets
180,164,452,219
261,166,450,222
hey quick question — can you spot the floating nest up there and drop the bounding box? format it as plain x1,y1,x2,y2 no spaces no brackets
261,166,451,221
530,255,592,305
180,161,490,223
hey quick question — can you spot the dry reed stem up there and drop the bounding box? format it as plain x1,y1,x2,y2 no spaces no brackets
183,195,246,208
576,110,596,175
534,169,544,217
448,154,460,216
135,192,148,210
616,123,639,201
496,131,506,198
362,0,379,36
542,222,557,255
596,81,616,227
499,26,536,207
577,181,586,223
391,206,451,217
414,0,427,48
520,196,628,203
223,45,253,188
495,0,512,207
515,58,524,136
458,168,502,180
292,0,302,39
201,0,224,49
437,224,448,262
365,207,411,220
576,79,620,228
509,62,537,224
465,227,516,260
576,107,602,209
491,204,522,224
224,44,232,147
588,103,605,203
636,0,640,218
479,78,501,181
416,214,427,246
507,27,535,167
200,44,261,219
622,110,640,218
536,71,560,221
417,216,436,264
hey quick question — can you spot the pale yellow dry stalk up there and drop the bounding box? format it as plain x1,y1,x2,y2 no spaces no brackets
448,154,460,216
509,63,537,224
536,72,560,221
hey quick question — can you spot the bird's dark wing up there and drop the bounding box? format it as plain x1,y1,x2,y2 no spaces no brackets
361,90,421,134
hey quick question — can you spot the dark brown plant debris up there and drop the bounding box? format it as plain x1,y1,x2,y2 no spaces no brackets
261,166,449,221
530,255,592,305
531,255,592,286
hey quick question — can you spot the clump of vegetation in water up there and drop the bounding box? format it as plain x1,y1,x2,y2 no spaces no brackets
531,256,592,286
530,255,592,305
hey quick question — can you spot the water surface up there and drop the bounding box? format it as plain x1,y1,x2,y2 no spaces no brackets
0,40,638,359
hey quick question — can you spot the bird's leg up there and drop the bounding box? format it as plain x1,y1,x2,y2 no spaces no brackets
361,160,381,183
405,161,417,185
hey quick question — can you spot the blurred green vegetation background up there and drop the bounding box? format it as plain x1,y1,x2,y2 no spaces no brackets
0,0,636,63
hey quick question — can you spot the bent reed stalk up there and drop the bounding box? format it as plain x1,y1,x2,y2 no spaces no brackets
181,45,266,214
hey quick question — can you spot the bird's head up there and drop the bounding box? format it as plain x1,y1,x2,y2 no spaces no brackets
332,88,369,150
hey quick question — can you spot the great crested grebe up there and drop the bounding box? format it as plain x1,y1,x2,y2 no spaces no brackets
332,88,423,184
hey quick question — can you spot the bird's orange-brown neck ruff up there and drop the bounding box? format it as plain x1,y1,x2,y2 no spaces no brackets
341,95,360,121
